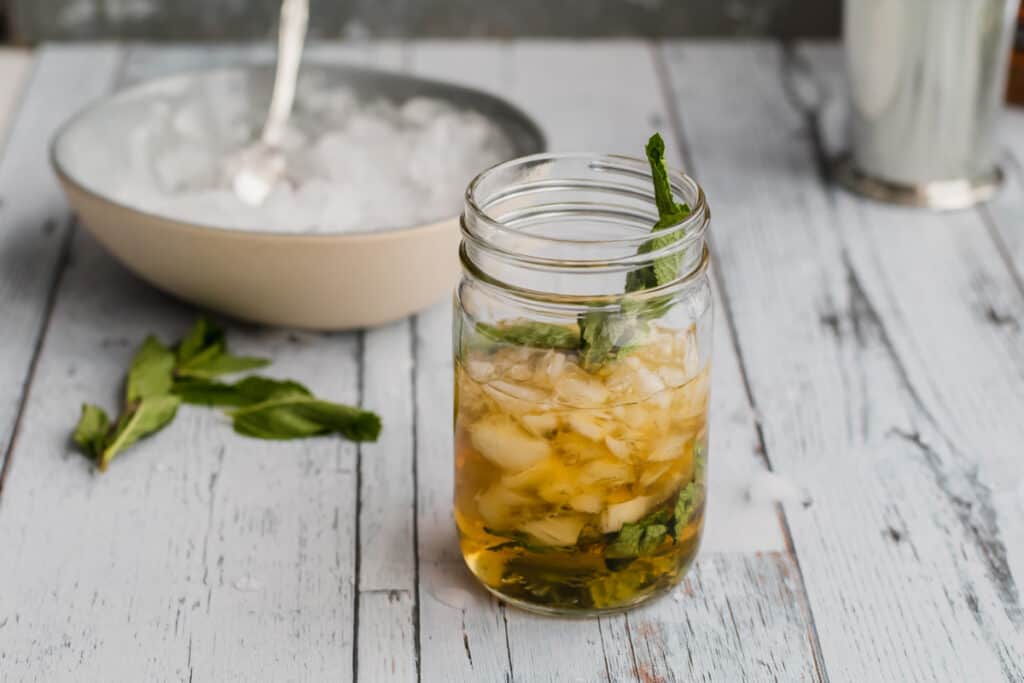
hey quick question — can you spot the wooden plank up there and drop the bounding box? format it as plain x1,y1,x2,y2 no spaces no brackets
0,50,33,149
627,553,820,682
410,40,811,682
414,302,516,682
358,318,418,683
662,40,1024,681
0,45,121,484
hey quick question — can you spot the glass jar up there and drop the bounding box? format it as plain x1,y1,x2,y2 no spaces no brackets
452,153,712,615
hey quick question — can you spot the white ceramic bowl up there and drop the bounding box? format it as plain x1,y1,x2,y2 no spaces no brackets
52,64,545,330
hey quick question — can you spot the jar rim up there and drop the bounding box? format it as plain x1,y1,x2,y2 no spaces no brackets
459,241,711,308
464,152,709,253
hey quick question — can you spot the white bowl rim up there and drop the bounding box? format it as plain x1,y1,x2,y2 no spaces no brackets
51,61,547,242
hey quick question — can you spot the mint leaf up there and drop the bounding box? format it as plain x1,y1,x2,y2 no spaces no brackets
672,482,701,537
672,446,707,538
626,133,692,287
176,316,224,366
73,403,110,459
176,353,270,379
126,336,176,403
173,376,311,406
577,133,691,370
483,527,566,554
98,394,181,471
578,298,648,372
476,322,580,350
605,505,673,560
230,397,381,442
174,316,269,379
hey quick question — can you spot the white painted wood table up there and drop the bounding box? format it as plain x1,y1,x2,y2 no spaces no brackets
0,40,1022,683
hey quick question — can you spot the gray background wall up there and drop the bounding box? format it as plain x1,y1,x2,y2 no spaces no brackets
8,0,840,43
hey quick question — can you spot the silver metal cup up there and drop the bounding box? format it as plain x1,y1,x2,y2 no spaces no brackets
837,0,1019,209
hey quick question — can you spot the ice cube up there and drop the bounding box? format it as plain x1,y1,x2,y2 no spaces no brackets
519,515,587,547
600,496,656,533
648,433,689,462
579,458,635,487
476,486,534,527
566,413,607,441
519,413,559,437
469,414,552,471
555,374,609,406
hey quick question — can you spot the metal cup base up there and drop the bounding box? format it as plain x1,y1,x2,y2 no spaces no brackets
833,156,1004,211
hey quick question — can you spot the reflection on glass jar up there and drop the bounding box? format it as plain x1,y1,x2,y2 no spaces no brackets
452,149,713,615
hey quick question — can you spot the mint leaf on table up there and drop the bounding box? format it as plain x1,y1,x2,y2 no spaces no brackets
176,353,271,379
97,394,181,471
173,375,312,407
72,404,111,459
72,317,384,471
475,322,580,350
230,397,381,442
174,316,269,379
176,316,223,366
577,133,692,370
126,336,176,403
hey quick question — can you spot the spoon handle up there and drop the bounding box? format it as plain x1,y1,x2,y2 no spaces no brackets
263,0,309,147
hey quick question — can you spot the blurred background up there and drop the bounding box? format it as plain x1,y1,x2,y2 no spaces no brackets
0,0,840,42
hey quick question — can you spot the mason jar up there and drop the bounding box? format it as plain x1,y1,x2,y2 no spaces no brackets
452,152,713,615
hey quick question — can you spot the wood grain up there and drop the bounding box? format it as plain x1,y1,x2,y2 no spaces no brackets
661,40,1024,681
0,45,121,484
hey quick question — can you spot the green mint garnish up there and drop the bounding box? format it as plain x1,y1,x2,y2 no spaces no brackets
230,396,381,442
624,133,692,291
172,375,312,407
475,321,581,350
71,317,382,471
174,316,270,379
576,133,691,370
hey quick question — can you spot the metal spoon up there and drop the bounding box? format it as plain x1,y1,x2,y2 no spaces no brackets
228,0,309,206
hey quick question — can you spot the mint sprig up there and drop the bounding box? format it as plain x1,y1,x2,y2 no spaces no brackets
576,133,691,370
72,317,381,472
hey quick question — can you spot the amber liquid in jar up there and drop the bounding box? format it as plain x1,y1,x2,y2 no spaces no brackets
454,323,708,614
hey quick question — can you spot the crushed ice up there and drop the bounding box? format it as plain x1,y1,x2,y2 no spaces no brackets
80,73,514,233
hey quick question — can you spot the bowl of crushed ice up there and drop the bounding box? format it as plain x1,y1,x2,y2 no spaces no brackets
52,64,545,329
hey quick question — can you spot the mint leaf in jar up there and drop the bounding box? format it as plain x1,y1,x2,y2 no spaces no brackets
475,321,581,350
624,133,692,291
577,133,691,370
